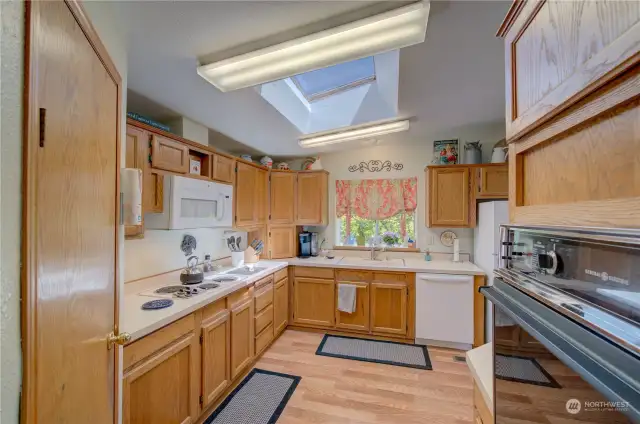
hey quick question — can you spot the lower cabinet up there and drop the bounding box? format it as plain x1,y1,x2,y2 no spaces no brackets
273,276,289,335
370,282,407,336
123,332,199,424
293,277,335,327
230,296,254,379
335,281,369,332
201,310,231,408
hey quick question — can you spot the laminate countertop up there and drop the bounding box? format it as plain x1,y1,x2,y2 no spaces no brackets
466,343,494,414
288,256,485,275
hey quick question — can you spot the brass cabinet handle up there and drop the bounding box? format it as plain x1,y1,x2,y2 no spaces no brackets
107,332,131,350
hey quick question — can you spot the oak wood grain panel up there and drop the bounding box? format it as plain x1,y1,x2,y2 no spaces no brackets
234,161,257,228
274,268,288,283
255,167,269,225
125,125,147,238
254,282,274,313
335,281,370,332
473,382,493,424
227,286,253,309
255,324,275,356
428,166,471,227
201,298,226,322
476,165,509,199
335,269,373,283
373,272,408,283
296,171,328,225
521,99,640,206
270,171,296,224
23,2,121,422
230,297,254,379
255,304,274,336
293,277,336,327
294,266,334,279
123,333,199,424
273,277,289,336
124,314,196,370
370,282,407,336
143,171,163,214
151,134,189,173
254,275,274,291
268,225,297,259
212,153,234,184
201,311,231,408
473,276,486,348
505,0,640,140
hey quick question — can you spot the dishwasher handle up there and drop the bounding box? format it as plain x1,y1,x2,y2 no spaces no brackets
416,273,474,284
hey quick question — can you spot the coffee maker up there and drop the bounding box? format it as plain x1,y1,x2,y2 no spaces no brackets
298,231,319,258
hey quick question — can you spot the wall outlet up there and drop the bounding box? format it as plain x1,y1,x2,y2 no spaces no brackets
428,235,435,245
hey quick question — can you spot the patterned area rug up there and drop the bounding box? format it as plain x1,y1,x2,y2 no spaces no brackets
496,353,561,388
316,334,432,370
203,369,301,424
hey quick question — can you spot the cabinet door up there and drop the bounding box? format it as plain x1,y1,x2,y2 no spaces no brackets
230,297,254,379
296,172,328,225
125,125,148,238
476,166,508,199
494,325,520,348
143,171,163,214
335,281,369,332
123,334,199,424
293,277,335,327
268,226,296,259
201,311,231,408
255,168,269,224
428,167,471,227
235,162,256,228
370,282,407,336
519,328,547,352
270,171,296,224
212,154,235,184
151,135,189,173
273,277,289,336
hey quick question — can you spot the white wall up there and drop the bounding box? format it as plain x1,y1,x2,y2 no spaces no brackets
1,1,25,422
166,116,209,146
313,122,505,256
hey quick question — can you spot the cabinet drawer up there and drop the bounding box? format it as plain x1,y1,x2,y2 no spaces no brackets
254,283,274,313
202,298,226,322
336,269,372,282
228,287,253,309
373,272,408,283
254,275,273,290
254,304,274,335
274,268,288,283
255,323,274,355
294,266,334,279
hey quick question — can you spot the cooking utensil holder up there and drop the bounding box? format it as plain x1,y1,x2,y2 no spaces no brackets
244,247,260,264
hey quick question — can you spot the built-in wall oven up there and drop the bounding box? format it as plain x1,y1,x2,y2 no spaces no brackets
481,225,640,423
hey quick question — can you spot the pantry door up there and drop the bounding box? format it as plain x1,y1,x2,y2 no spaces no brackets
22,1,122,423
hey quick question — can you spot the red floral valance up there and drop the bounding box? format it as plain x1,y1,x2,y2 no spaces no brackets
336,177,418,220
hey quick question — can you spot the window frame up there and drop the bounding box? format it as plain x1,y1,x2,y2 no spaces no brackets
335,212,416,249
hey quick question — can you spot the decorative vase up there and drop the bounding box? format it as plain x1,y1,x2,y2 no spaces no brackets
464,141,482,164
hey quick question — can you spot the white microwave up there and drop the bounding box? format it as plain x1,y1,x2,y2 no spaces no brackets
145,175,233,230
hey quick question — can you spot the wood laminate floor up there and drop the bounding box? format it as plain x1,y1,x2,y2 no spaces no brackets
253,330,474,424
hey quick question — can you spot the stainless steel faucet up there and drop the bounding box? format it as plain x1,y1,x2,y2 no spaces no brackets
370,240,385,261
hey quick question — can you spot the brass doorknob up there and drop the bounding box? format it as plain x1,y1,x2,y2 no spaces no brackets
107,332,131,349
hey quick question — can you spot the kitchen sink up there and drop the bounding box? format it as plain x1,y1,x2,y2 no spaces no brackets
225,266,267,276
339,257,405,266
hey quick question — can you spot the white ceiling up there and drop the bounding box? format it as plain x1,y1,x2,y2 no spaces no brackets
123,1,509,156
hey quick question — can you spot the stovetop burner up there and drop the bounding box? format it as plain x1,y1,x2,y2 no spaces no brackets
155,285,185,294
199,283,220,290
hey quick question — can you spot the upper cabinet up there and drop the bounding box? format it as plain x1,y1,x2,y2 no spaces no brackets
125,125,149,238
296,171,328,225
499,1,640,142
498,1,640,229
212,153,235,184
234,161,268,228
475,164,509,199
151,134,190,173
270,171,296,224
427,166,471,227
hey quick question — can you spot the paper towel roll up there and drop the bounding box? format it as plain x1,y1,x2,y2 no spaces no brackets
122,168,142,226
453,238,460,262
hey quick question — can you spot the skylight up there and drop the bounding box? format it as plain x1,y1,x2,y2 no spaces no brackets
291,57,375,102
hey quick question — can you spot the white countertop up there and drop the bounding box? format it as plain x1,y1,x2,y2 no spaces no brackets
466,343,493,413
122,261,288,342
288,256,484,275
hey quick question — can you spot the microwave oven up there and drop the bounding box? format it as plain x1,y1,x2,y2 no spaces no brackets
145,175,233,230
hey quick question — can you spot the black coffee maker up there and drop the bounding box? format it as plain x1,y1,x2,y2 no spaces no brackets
298,232,318,258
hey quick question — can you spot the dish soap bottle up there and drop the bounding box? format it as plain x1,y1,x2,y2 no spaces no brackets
424,249,432,262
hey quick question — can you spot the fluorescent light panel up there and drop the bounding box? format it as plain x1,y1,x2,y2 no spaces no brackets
299,120,410,148
198,2,429,92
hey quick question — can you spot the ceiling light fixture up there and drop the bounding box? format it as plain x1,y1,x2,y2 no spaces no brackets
197,1,430,92
298,119,410,148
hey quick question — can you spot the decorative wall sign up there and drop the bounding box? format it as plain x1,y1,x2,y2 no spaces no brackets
348,160,403,173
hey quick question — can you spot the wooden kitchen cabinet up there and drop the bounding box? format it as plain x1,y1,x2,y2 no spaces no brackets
125,125,148,238
296,171,328,225
273,276,289,336
370,281,407,336
151,134,189,173
229,296,254,379
212,153,235,184
255,167,269,225
335,281,369,332
235,162,268,228
427,165,472,228
293,277,335,327
270,170,296,224
201,310,231,408
476,164,508,199
268,225,296,259
123,332,199,424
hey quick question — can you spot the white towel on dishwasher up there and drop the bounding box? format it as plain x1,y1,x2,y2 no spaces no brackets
337,284,357,314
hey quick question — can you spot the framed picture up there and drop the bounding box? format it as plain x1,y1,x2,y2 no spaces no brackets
433,139,459,165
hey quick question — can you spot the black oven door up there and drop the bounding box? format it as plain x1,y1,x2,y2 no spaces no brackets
482,279,640,423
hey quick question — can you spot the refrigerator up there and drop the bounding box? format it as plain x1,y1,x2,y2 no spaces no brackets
473,201,508,342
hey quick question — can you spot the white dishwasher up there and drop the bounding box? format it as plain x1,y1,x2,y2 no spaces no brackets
415,273,475,350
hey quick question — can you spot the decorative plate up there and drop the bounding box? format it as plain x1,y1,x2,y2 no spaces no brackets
440,230,457,247
141,299,174,310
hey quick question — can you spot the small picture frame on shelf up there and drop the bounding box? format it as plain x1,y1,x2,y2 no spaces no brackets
189,156,202,175
433,139,459,165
